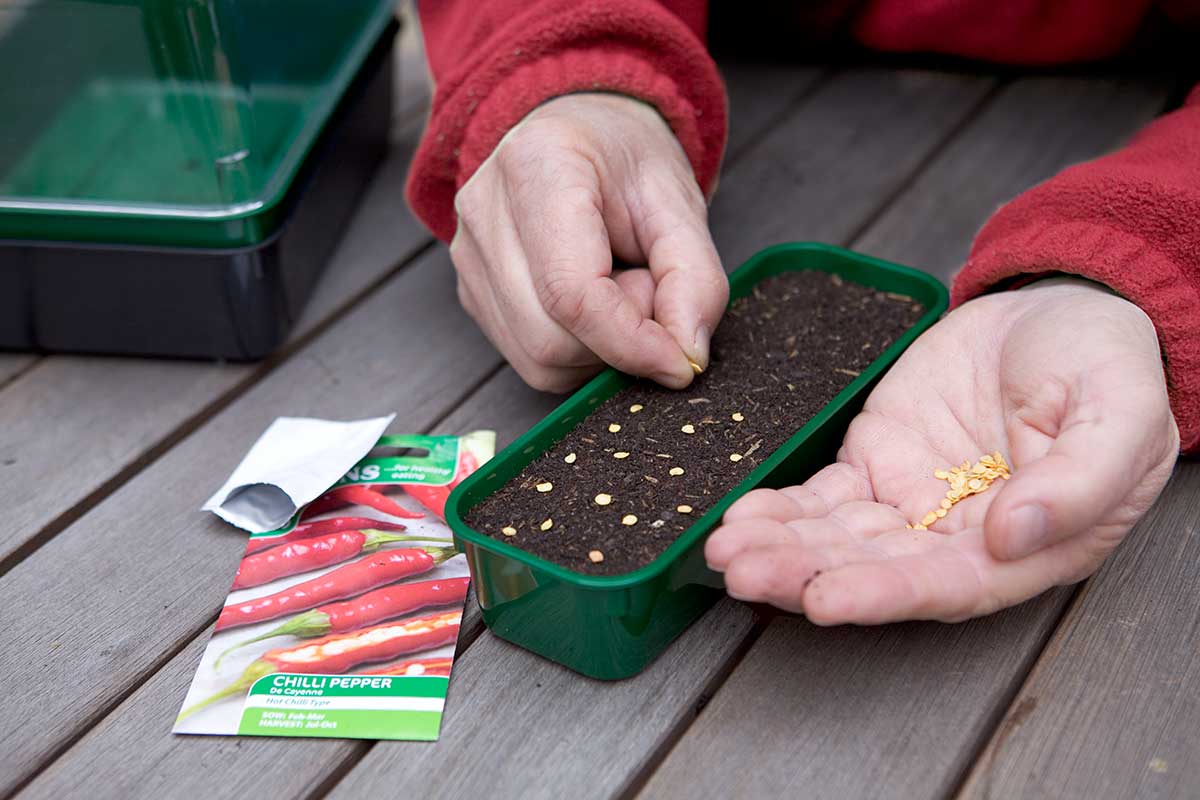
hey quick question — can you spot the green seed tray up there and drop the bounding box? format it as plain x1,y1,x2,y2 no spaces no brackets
447,243,949,679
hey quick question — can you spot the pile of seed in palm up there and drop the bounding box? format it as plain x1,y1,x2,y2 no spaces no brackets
465,270,926,575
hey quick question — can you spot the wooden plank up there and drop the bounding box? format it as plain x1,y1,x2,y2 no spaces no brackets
640,75,1172,800
393,0,431,127
19,65,996,800
722,62,827,160
0,354,36,388
317,68,1002,799
709,67,995,268
856,75,1172,284
959,462,1200,799
0,248,500,797
0,134,432,569
14,372,567,800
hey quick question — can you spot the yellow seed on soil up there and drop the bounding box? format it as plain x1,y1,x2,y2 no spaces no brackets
614,452,630,459
594,493,612,506
536,482,553,493
677,505,693,514
681,424,696,434
564,452,577,464
540,518,554,531
921,512,938,527
688,360,704,375
731,412,745,422
729,453,743,462
622,514,638,526
629,404,644,414
608,423,621,433
669,467,685,476
588,550,605,563
501,526,517,537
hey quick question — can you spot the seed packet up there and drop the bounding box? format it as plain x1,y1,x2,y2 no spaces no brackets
175,430,494,740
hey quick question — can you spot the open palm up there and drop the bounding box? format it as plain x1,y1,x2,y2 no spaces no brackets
705,279,1179,624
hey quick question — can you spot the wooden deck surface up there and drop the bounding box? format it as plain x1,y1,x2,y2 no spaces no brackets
2,8,1196,799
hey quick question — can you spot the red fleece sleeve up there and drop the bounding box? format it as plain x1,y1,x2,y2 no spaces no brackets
408,0,726,242
953,84,1200,452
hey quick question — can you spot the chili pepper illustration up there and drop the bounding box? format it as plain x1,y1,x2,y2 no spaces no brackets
302,485,423,520
215,577,470,668
178,611,462,722
360,657,454,677
401,447,481,520
244,517,407,555
216,546,456,631
232,530,446,590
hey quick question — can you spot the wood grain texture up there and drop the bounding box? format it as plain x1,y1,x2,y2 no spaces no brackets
0,249,499,797
959,463,1200,800
393,0,432,128
319,68,1008,800
329,599,757,800
15,369,563,800
856,76,1170,283
0,354,36,388
710,68,995,268
0,136,431,568
722,62,827,160
639,75,1173,800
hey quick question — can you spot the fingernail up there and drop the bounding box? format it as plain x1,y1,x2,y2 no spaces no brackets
689,324,711,371
1006,504,1049,559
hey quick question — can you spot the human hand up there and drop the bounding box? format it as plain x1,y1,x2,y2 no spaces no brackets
705,278,1179,623
450,93,727,392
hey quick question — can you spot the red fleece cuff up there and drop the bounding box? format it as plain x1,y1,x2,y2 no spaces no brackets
406,4,727,242
953,221,1200,452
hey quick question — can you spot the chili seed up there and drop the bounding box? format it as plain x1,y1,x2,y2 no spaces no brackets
588,550,604,563
621,514,638,526
535,482,553,493
629,404,644,414
608,423,622,433
681,424,696,434
501,526,517,537
729,453,743,462
564,452,577,464
540,518,554,531
731,412,745,422
677,504,693,514
669,467,684,476
614,452,630,459
921,512,938,526
688,360,704,374
594,493,612,506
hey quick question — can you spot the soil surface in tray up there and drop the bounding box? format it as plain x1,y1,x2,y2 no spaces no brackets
466,270,925,575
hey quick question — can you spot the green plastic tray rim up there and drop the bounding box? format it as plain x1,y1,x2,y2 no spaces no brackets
447,242,949,591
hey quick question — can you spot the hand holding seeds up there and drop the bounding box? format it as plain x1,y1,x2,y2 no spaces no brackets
706,278,1180,624
449,92,728,393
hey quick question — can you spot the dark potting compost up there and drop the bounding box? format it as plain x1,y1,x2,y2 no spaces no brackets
465,270,924,575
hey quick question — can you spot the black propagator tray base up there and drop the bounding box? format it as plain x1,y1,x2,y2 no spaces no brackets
0,19,398,361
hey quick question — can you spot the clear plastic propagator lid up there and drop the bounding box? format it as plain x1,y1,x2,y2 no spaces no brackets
0,0,393,247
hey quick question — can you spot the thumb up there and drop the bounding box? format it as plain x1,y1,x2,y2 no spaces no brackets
633,173,728,374
984,404,1160,562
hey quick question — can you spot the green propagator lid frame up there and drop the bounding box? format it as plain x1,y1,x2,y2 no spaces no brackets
0,0,394,248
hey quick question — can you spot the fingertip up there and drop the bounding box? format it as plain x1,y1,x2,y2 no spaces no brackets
985,500,1051,561
800,572,852,626
722,551,774,604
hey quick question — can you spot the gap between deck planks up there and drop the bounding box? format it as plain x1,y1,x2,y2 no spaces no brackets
8,57,834,800
959,460,1200,799
639,74,1174,800
9,65,984,800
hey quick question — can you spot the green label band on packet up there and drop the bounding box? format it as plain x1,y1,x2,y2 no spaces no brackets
337,434,462,488
236,674,449,739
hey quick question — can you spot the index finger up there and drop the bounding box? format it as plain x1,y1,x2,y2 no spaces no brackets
520,188,696,387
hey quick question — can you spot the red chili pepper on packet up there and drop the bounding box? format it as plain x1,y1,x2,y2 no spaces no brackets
176,430,493,742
